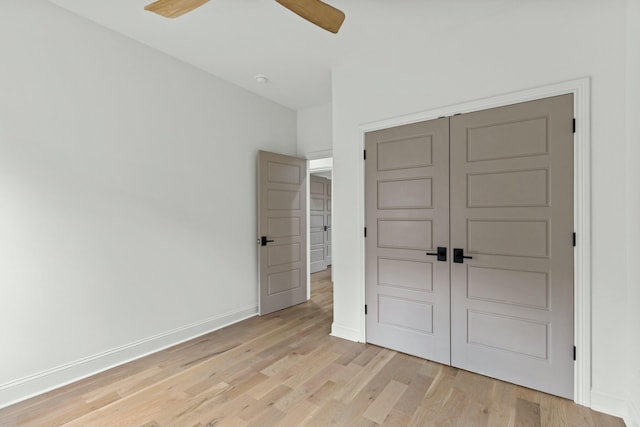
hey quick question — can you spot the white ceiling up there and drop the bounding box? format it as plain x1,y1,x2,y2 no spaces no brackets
47,0,520,110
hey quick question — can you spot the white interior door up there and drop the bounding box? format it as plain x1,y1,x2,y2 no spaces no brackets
258,150,308,315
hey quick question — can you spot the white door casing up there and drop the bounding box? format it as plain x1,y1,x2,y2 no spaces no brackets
357,79,590,404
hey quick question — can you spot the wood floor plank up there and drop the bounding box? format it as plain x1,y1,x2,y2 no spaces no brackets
274,399,318,427
236,384,290,422
459,400,491,427
432,387,468,426
539,391,570,427
332,348,395,403
301,361,342,392
306,380,339,406
283,347,341,389
385,408,412,426
302,397,347,427
393,373,434,416
421,365,459,411
487,403,516,427
362,380,408,424
0,267,627,427
563,398,596,427
170,393,255,427
408,405,440,427
516,397,543,427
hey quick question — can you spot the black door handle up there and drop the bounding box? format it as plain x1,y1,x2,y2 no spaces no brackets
426,246,447,262
324,225,328,231
261,236,274,246
453,248,473,263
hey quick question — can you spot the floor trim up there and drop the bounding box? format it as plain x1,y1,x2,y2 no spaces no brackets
331,322,361,342
358,77,592,407
590,389,627,419
0,305,257,409
626,398,640,427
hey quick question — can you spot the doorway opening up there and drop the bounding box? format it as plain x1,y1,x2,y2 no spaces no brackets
308,157,333,298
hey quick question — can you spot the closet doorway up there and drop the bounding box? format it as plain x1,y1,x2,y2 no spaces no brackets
365,94,575,399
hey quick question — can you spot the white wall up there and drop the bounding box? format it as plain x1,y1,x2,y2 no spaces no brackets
0,0,296,407
297,102,332,158
626,1,640,425
331,0,629,415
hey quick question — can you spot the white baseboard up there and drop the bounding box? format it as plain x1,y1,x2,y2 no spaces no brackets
331,322,361,342
0,305,257,410
627,398,640,427
590,389,627,419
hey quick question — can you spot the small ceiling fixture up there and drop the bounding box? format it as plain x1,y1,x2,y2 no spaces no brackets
254,75,270,84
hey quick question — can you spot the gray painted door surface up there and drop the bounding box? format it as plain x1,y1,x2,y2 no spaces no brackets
310,175,331,273
258,150,308,315
450,94,574,399
365,118,451,365
364,95,574,398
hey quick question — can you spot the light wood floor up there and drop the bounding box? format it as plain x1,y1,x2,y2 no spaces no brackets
0,268,626,427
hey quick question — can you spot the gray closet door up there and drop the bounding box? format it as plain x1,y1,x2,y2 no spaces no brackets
450,94,575,399
258,150,308,315
365,118,451,365
364,94,575,398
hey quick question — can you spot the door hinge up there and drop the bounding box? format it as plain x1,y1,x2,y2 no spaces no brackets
364,227,367,238
365,304,368,315
573,232,576,247
573,346,577,361
573,118,576,134
363,149,366,160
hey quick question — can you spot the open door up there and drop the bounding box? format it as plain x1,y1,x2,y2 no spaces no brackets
258,150,308,315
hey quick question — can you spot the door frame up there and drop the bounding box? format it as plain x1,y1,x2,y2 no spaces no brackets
359,77,591,406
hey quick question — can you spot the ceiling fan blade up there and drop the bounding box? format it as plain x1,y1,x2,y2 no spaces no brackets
276,0,345,34
144,0,210,18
